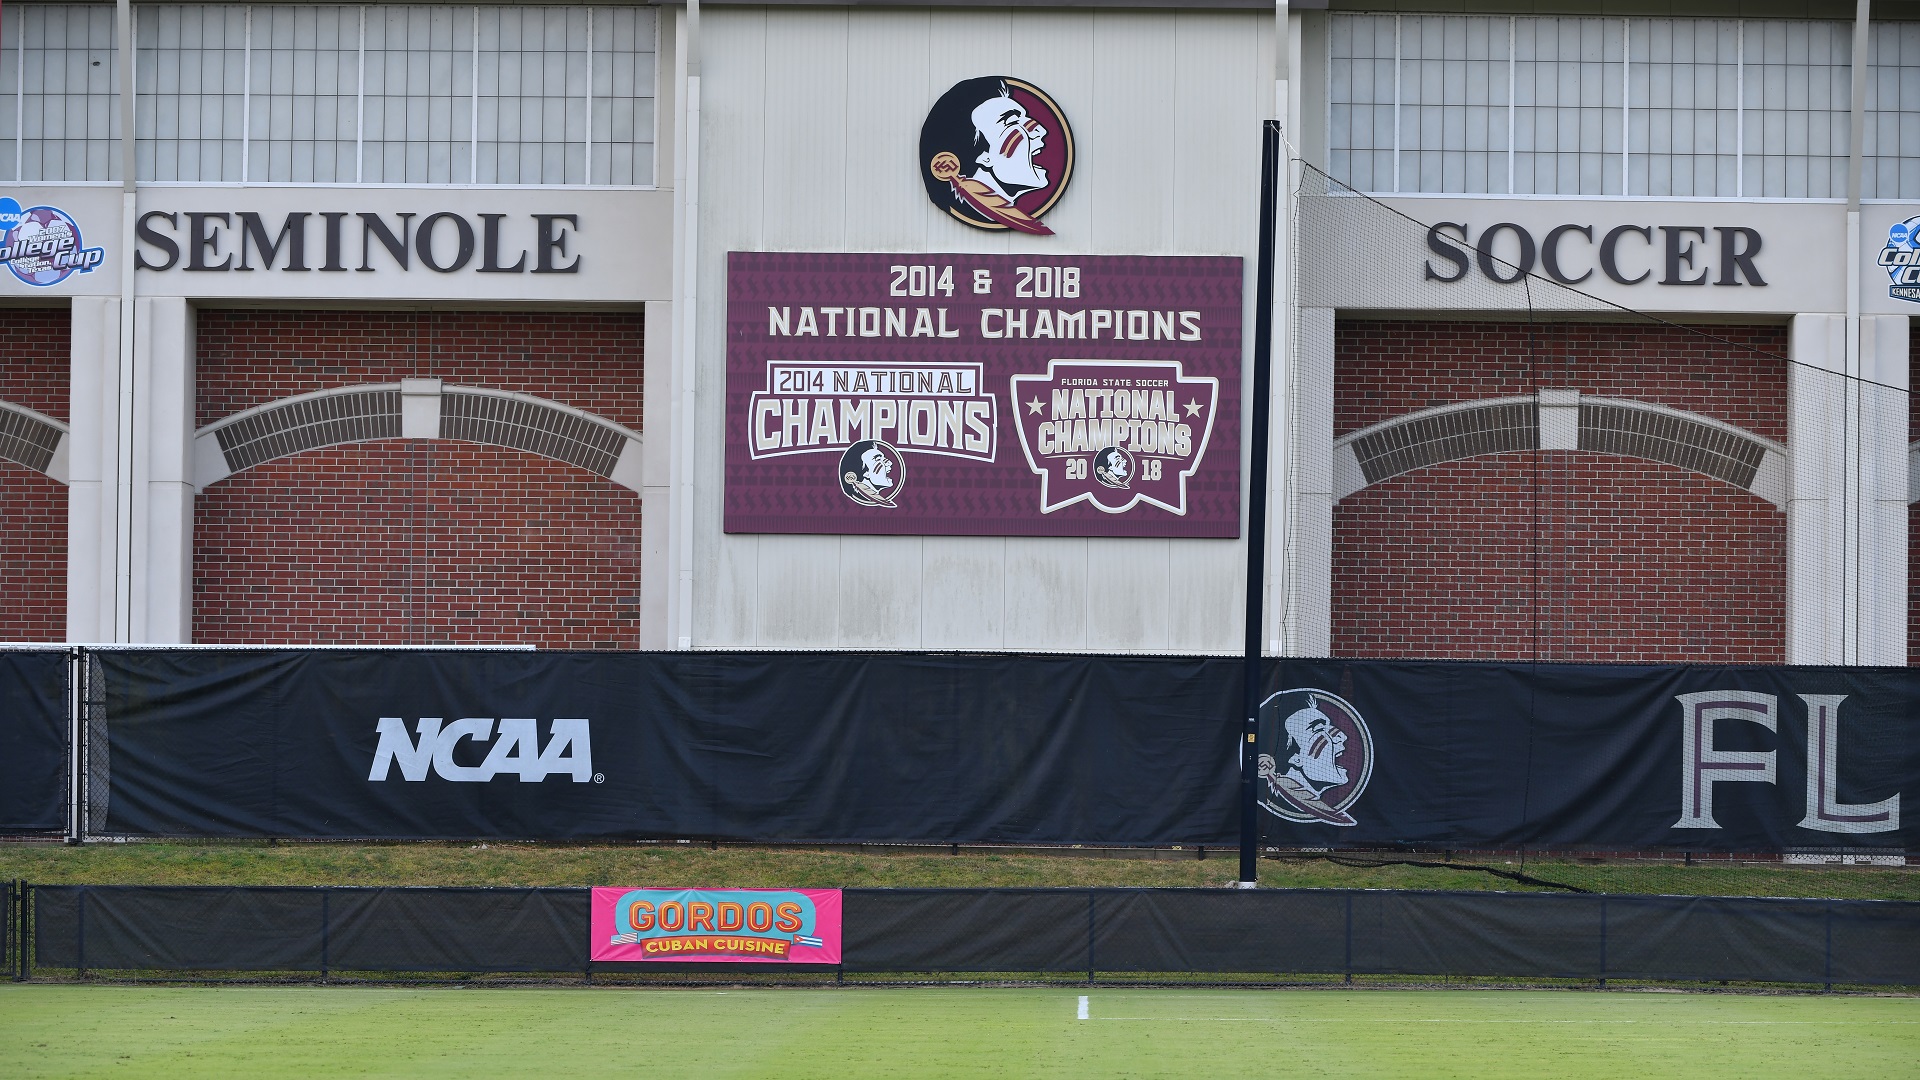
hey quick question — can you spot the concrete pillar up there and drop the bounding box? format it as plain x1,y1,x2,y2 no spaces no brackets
1786,313,1908,665
66,298,121,642
1857,315,1909,665
129,297,194,643
1283,306,1335,657
639,299,674,648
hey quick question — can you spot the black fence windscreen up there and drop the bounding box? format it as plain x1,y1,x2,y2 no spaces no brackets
0,650,67,833
24,885,1920,986
1262,660,1920,852
86,649,1920,851
92,650,1240,845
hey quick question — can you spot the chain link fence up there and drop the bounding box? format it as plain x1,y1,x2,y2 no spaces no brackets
7,884,1918,990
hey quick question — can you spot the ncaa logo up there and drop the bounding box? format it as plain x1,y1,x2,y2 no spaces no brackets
920,76,1074,236
1257,688,1374,827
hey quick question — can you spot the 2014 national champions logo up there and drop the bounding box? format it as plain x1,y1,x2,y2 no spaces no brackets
1884,216,1920,304
920,77,1074,236
1257,689,1374,827
0,198,104,286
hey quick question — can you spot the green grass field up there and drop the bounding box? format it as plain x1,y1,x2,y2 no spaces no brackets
2,985,1915,1079
2,842,1914,899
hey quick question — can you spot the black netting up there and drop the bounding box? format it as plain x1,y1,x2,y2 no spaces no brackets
320,888,584,972
23,885,1920,986
843,889,1089,973
1348,892,1603,979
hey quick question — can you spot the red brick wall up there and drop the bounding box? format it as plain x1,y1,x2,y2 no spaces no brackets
192,310,643,648
0,307,69,642
1333,320,1787,663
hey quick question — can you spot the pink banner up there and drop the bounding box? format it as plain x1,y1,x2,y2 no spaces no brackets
590,888,843,964
725,252,1243,537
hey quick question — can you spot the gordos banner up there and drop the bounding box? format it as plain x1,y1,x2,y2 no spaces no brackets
93,649,1238,844
1262,661,1920,851
591,888,842,963
725,252,1243,537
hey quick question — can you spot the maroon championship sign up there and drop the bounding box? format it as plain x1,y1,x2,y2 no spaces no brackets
725,252,1243,537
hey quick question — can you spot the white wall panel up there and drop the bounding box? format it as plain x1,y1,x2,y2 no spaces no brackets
843,10,934,254
694,8,767,647
836,535,923,647
1168,540,1244,654
694,7,1270,652
745,12,849,647
922,537,1005,648
755,534,841,646
1088,13,1175,255
1085,538,1170,652
1172,13,1263,255
1003,537,1088,649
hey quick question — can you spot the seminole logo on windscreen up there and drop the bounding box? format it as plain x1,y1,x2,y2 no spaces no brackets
1257,689,1375,827
1010,359,1218,516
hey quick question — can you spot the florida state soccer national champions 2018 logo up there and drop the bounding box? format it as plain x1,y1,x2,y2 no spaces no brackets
921,77,1074,236
1258,689,1375,827
1010,359,1219,517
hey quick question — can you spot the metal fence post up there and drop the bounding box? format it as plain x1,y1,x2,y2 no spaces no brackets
1824,902,1834,993
320,888,330,981
1086,891,1096,986
1597,896,1608,990
20,883,31,982
76,887,87,980
1343,892,1353,985
67,648,83,844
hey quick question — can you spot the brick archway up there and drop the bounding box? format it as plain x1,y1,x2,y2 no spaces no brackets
194,381,642,494
1334,390,1785,508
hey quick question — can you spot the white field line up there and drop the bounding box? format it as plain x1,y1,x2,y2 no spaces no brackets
1091,1018,1920,1025
1077,995,1089,1020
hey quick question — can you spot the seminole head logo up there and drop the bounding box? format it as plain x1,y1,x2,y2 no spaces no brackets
920,77,1074,236
839,439,906,508
1257,689,1374,827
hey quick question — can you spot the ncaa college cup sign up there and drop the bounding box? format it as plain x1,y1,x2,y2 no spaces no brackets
724,252,1243,537
590,888,843,963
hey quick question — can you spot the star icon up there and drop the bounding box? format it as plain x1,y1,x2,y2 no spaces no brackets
1183,398,1204,417
1026,397,1045,415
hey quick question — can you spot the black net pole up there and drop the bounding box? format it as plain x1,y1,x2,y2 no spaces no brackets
1240,119,1282,887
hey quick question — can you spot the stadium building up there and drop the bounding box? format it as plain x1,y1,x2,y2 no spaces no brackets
0,0,1915,669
